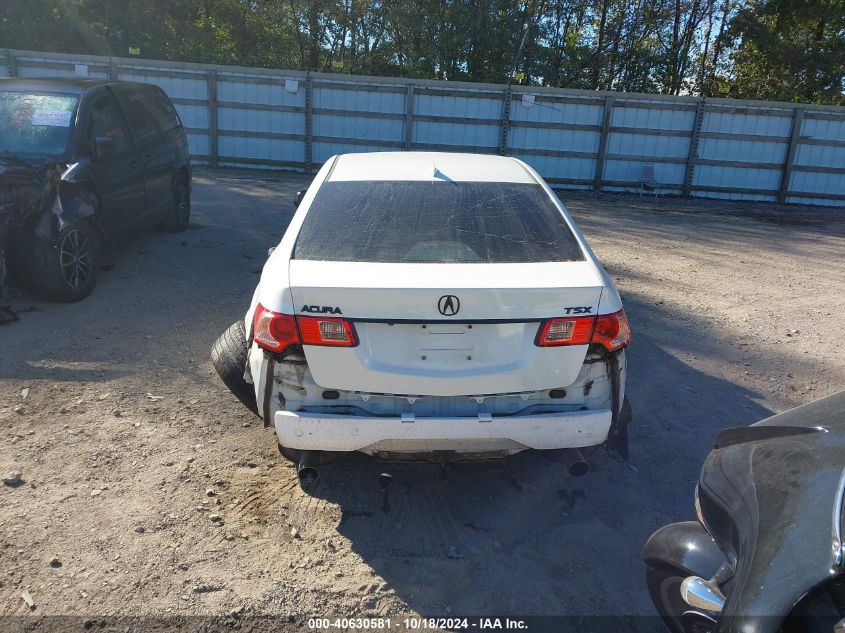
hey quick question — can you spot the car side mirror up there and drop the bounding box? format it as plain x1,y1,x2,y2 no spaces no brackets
294,190,305,208
94,137,116,161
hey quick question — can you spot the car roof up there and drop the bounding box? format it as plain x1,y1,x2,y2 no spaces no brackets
327,152,537,184
0,77,158,95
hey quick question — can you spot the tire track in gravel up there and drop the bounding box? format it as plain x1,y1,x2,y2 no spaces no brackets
286,459,466,560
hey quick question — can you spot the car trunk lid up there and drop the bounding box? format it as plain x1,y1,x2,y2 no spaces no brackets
289,260,604,396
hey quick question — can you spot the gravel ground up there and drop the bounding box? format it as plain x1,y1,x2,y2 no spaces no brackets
1,170,843,629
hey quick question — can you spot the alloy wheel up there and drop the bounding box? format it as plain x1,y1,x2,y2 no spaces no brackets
58,229,93,290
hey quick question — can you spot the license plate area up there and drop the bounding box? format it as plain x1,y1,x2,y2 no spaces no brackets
417,324,475,352
357,322,532,371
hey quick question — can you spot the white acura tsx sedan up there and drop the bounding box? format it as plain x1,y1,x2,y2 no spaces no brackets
212,152,631,483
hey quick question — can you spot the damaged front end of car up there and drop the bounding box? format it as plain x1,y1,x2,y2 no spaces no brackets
0,156,98,317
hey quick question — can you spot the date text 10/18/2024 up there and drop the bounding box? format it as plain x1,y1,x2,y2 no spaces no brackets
308,618,529,630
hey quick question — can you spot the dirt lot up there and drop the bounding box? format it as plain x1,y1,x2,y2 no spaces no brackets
1,170,844,628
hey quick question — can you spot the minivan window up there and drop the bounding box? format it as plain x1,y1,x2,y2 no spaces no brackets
113,88,160,146
0,91,79,157
145,87,181,131
89,95,130,154
293,181,585,263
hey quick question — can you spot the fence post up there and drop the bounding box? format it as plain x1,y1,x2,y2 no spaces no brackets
404,84,415,151
6,50,18,77
207,70,218,168
778,107,804,204
305,75,313,173
594,96,614,191
683,99,705,197
108,57,119,81
498,88,512,155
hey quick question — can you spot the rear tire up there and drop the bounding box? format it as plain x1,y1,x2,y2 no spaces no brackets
161,175,190,233
211,320,258,415
646,564,716,633
31,220,100,302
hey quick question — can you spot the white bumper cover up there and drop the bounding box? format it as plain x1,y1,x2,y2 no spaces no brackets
275,409,612,453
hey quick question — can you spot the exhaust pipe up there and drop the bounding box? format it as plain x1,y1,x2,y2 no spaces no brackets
297,451,321,484
561,448,589,477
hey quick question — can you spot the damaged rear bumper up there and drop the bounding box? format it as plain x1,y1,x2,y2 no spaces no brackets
274,408,613,453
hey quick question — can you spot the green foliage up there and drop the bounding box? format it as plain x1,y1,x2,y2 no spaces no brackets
1,0,842,103
726,0,845,104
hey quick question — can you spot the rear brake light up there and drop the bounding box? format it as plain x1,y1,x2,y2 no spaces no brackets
535,316,594,346
297,316,358,347
253,304,300,353
535,309,632,351
591,309,631,351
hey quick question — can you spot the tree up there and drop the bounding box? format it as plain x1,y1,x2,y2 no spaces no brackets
725,0,845,104
1,0,842,104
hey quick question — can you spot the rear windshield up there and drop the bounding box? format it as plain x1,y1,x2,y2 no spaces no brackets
293,181,584,263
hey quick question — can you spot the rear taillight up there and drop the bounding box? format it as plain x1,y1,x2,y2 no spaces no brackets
535,316,594,346
535,309,631,351
253,304,300,353
253,306,358,352
297,316,358,347
591,309,631,352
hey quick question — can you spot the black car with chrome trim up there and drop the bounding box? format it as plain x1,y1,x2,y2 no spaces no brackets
0,78,190,307
644,390,845,633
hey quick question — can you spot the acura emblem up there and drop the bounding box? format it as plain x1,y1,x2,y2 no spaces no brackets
438,295,460,316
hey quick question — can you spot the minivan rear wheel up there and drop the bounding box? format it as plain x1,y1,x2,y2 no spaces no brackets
161,175,190,232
